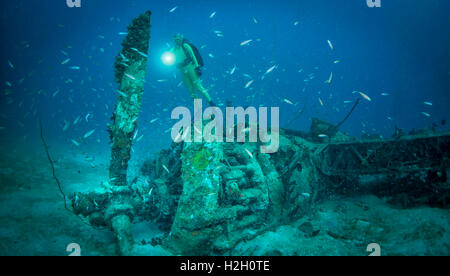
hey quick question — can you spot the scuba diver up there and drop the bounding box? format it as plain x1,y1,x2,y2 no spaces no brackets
171,34,215,106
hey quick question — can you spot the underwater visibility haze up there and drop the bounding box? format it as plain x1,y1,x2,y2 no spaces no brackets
0,0,449,257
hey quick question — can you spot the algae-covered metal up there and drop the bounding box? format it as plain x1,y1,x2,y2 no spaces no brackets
108,11,151,187
107,11,151,255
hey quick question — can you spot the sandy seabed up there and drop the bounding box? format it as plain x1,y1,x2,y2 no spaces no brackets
0,139,448,256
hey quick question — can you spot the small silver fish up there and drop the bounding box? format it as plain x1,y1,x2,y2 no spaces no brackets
359,92,372,102
71,139,80,146
137,51,148,58
240,40,252,46
265,65,277,75
120,53,129,61
62,120,70,132
283,98,294,105
319,98,324,106
162,165,170,174
244,148,253,158
84,129,96,139
125,73,135,80
327,40,334,50
73,116,81,125
245,80,254,88
326,72,333,85
230,65,237,75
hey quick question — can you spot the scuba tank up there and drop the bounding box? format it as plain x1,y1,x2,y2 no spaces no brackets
182,39,204,76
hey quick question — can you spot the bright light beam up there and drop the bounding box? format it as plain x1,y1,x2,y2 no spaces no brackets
161,52,175,66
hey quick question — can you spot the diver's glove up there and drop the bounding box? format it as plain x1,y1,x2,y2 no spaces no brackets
195,67,202,76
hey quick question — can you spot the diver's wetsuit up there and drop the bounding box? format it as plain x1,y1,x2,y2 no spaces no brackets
172,43,213,103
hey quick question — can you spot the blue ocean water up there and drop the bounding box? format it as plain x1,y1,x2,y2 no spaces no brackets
0,0,449,150
0,0,449,257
